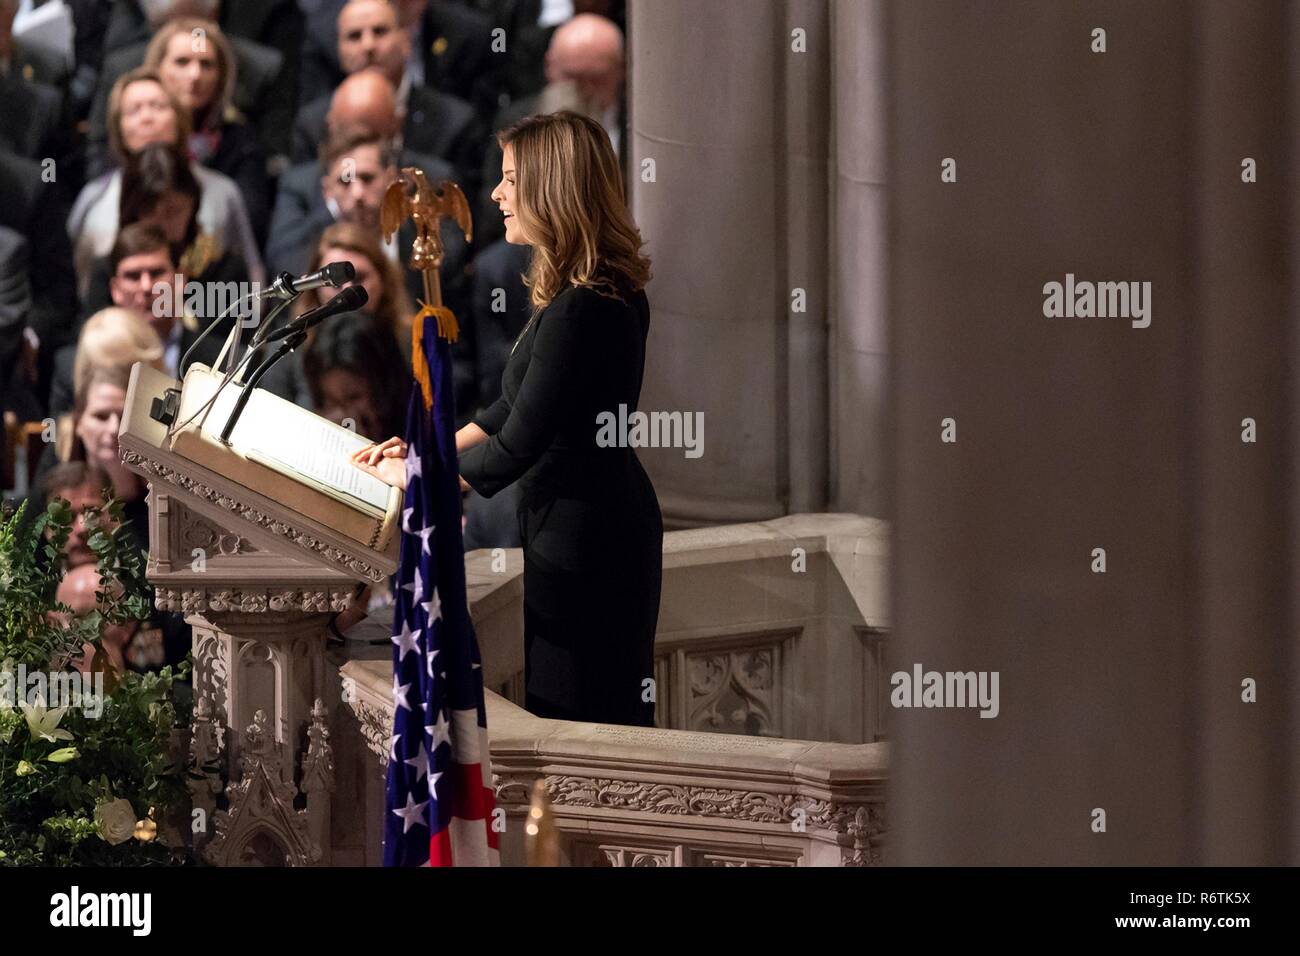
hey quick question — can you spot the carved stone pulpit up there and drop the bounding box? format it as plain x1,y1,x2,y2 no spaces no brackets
118,361,401,865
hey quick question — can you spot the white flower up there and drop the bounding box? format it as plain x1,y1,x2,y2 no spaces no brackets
94,798,137,846
21,697,73,744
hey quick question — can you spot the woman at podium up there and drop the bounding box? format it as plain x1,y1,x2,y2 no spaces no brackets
353,111,663,728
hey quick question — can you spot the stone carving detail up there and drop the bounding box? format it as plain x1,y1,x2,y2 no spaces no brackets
121,449,387,581
191,632,228,727
205,710,322,866
490,772,884,866
491,774,531,805
842,804,883,866
494,772,883,844
347,696,394,768
300,700,335,796
577,844,672,867
688,647,777,736
187,695,224,851
180,508,256,556
700,853,796,867
156,586,353,614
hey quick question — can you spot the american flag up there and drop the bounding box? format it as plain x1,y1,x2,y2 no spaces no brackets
384,307,498,866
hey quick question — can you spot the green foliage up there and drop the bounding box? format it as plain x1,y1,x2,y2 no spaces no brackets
0,497,192,866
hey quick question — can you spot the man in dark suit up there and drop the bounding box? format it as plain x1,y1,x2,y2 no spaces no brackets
48,222,234,417
0,60,64,161
93,0,301,162
0,0,70,83
292,0,482,193
0,0,69,163
267,125,470,322
300,0,499,117
0,149,77,414
460,0,623,103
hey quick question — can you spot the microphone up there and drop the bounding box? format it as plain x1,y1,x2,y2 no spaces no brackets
258,261,356,300
217,285,369,444
263,286,369,343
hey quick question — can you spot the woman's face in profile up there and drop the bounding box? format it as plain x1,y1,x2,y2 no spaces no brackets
492,143,528,245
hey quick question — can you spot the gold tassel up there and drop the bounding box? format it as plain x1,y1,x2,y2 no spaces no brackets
410,302,460,411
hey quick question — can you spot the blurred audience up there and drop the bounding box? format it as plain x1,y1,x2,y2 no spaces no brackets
301,0,497,114
476,12,623,245
41,463,189,672
302,311,408,442
50,302,165,418
0,148,77,413
92,0,300,167
263,220,413,407
0,224,32,469
32,364,147,555
40,461,113,570
68,71,263,298
3,0,634,568
292,0,481,191
0,0,68,164
144,17,271,243
268,125,469,318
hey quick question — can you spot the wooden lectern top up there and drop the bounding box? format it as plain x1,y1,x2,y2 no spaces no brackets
119,362,402,586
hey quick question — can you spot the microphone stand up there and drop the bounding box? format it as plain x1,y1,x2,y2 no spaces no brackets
218,328,308,444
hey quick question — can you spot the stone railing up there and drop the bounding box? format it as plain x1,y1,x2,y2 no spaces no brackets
334,513,890,866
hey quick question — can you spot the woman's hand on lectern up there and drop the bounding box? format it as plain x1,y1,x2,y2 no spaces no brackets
350,436,408,489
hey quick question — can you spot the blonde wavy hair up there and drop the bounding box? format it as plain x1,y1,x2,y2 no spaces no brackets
143,17,240,131
499,110,651,311
72,308,165,401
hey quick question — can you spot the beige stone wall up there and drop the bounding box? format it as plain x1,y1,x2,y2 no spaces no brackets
628,0,887,524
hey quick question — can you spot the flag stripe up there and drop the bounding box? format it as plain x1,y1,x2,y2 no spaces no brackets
384,307,497,868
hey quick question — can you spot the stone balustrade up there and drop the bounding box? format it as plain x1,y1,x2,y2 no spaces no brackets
333,513,890,866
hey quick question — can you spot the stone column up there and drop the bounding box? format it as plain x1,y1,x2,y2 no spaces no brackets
888,0,1299,864
829,0,887,517
629,0,830,525
1192,0,1294,866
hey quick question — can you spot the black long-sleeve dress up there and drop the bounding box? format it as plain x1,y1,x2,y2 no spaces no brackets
458,276,663,727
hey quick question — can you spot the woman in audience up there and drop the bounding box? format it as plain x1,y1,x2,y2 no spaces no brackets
49,306,164,416
41,463,190,673
144,17,271,243
260,222,413,408
67,67,263,300
79,144,252,319
304,222,414,347
39,461,115,572
301,312,407,444
30,363,148,561
36,311,161,516
65,365,143,513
